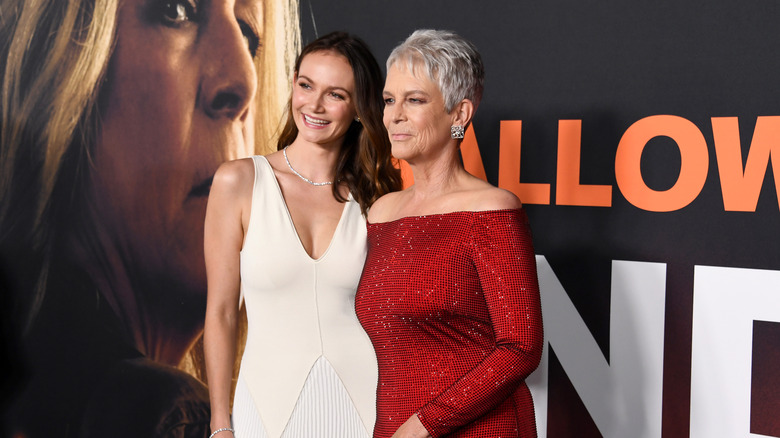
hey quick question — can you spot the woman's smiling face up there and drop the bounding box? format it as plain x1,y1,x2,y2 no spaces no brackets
90,0,262,301
291,50,357,149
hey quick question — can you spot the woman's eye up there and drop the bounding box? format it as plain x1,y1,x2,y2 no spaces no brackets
239,21,261,58
383,98,394,105
330,92,345,100
156,1,198,25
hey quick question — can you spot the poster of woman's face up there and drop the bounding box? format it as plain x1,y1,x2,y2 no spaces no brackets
0,1,298,437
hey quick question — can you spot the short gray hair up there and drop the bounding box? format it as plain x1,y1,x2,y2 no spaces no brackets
386,29,484,113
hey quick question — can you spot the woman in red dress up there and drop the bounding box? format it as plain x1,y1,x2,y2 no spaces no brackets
356,29,544,438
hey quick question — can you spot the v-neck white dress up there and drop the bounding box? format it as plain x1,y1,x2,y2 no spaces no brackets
231,155,376,438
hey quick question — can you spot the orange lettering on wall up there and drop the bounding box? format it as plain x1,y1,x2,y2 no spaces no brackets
556,120,613,207
498,120,551,205
711,116,780,212
615,115,708,212
398,159,413,189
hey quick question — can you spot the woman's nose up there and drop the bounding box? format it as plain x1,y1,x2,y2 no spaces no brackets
311,94,327,112
389,103,404,123
200,10,257,120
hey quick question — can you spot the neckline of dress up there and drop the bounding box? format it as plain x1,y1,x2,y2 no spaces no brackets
260,155,352,262
367,207,523,226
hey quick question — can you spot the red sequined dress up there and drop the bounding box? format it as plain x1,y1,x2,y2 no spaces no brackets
356,209,544,438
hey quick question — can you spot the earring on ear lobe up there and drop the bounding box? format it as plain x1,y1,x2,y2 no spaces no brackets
451,125,465,139
354,116,361,123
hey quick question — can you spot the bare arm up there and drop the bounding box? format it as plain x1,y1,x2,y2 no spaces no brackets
203,159,253,434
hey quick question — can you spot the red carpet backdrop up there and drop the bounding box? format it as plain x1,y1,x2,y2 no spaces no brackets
299,1,780,437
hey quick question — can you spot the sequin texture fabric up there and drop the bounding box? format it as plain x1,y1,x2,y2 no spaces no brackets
356,209,544,437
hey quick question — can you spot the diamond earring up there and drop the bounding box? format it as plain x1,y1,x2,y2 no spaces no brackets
451,125,465,139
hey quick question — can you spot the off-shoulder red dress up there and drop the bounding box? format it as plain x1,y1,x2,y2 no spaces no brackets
356,209,544,438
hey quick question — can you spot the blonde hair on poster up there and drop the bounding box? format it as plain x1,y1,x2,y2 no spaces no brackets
0,0,300,330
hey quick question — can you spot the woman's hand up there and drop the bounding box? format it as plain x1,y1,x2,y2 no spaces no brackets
391,414,431,438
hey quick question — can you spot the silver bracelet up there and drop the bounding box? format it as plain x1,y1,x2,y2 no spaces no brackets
209,427,234,438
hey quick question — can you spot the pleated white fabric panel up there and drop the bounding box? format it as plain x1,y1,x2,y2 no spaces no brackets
232,371,270,438
232,356,371,438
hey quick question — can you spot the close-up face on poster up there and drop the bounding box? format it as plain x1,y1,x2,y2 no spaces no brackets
2,0,779,437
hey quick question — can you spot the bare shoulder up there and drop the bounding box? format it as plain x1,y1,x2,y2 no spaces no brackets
470,185,523,211
367,190,407,223
210,157,255,199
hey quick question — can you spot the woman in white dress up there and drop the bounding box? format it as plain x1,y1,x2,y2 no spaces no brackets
203,32,402,438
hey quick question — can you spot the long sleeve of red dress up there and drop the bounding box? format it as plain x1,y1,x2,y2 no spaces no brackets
356,209,544,438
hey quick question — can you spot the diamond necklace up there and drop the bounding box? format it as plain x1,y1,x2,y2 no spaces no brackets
283,146,333,186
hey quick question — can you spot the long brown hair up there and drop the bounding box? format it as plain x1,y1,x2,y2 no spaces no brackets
277,31,402,214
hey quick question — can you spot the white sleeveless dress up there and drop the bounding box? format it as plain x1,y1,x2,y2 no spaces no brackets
232,155,376,438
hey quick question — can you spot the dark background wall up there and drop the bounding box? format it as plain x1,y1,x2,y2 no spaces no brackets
299,1,780,436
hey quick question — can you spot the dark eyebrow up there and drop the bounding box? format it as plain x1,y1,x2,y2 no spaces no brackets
298,74,353,98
